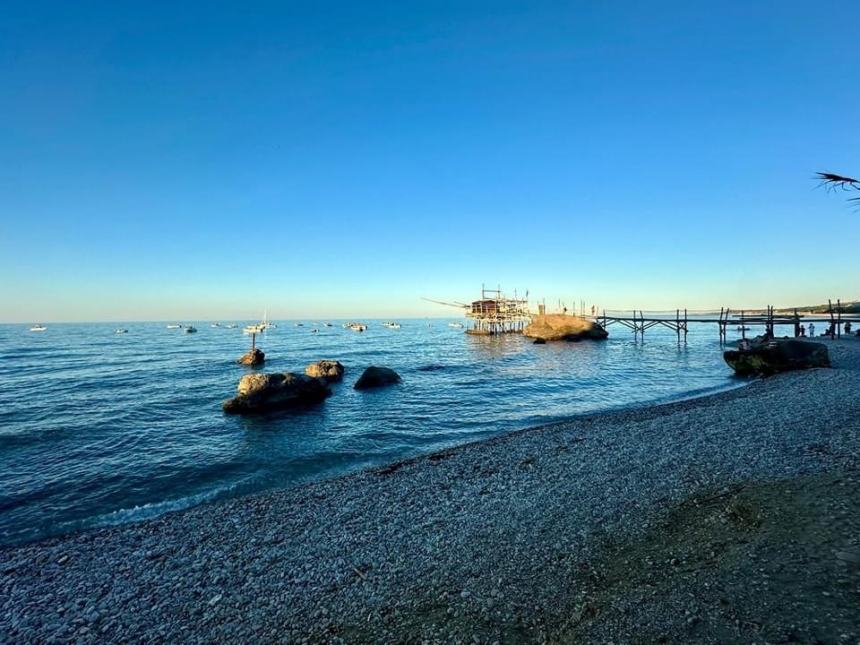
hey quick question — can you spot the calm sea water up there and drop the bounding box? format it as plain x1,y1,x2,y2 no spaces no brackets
0,318,751,545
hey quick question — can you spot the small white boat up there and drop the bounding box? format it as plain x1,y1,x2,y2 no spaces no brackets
383,321,401,329
448,322,464,328
243,324,265,334
324,322,333,327
29,324,47,332
349,323,367,332
226,324,238,329
211,323,221,328
166,324,181,329
115,328,128,334
184,326,197,334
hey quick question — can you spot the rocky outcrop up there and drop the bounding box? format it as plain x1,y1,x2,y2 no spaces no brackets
523,314,609,342
723,339,830,376
305,360,344,382
237,348,265,366
354,366,401,390
222,373,331,414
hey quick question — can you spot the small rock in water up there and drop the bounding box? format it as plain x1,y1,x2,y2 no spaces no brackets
237,348,265,366
354,366,401,390
305,360,345,382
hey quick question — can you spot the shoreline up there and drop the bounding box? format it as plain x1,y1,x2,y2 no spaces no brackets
2,339,858,642
2,362,749,550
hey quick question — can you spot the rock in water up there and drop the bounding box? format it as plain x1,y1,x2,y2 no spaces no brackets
305,360,345,382
523,314,609,342
723,339,830,376
354,366,401,390
222,373,331,414
237,348,265,366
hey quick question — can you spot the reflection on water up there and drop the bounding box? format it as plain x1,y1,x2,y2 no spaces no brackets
0,319,745,545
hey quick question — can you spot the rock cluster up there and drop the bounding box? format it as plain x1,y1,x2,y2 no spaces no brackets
723,339,830,376
523,314,608,342
222,373,331,414
237,348,265,366
305,360,345,382
354,366,401,390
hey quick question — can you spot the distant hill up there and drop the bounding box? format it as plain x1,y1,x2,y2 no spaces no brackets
776,301,860,314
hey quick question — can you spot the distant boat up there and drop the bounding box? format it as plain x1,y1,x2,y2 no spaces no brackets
184,326,197,334
115,328,128,334
211,323,221,328
295,323,304,327
225,324,238,329
349,323,367,332
383,321,401,329
166,324,181,329
243,324,265,334
448,322,464,328
323,322,333,327
29,324,47,332
259,310,277,330
736,326,751,331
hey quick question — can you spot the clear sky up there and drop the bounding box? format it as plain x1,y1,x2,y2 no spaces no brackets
1,1,858,322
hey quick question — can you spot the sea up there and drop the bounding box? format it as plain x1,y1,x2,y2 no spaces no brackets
0,318,754,545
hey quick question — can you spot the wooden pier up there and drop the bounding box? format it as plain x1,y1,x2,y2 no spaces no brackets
596,299,859,343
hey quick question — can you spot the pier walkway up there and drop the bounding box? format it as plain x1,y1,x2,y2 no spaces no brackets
594,299,860,343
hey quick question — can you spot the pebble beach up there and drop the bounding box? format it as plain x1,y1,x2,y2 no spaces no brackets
2,339,858,643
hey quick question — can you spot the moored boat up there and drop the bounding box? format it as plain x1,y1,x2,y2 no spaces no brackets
29,324,47,332
115,328,128,334
184,326,198,334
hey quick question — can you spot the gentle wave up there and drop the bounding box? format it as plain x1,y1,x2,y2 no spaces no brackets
0,319,749,545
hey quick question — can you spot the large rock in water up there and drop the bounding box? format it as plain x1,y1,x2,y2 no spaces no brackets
354,366,401,390
723,339,830,376
523,314,609,342
222,372,331,414
305,360,344,382
237,348,265,366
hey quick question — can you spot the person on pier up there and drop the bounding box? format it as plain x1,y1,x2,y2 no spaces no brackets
809,322,816,337
799,324,806,337
845,321,852,335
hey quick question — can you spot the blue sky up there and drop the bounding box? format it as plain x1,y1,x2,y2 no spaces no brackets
1,1,858,322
